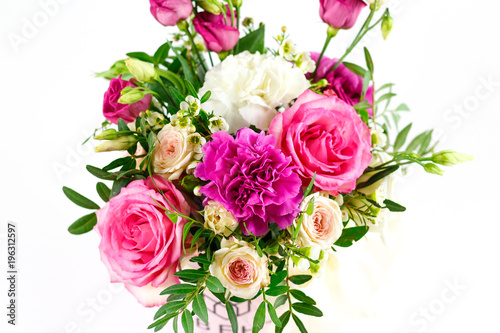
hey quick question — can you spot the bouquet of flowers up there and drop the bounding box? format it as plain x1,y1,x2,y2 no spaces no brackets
63,0,471,332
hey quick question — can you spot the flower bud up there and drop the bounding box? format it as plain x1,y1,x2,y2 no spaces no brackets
117,90,145,104
95,136,137,152
94,129,118,140
125,58,157,82
196,0,223,14
423,163,444,176
381,14,394,40
431,150,473,166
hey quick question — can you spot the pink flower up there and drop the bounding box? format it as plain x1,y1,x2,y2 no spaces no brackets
96,176,190,307
149,0,193,26
268,90,372,195
319,0,367,30
193,6,240,53
309,52,374,116
103,75,151,124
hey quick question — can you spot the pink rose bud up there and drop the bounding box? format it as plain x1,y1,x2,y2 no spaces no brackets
319,0,367,30
193,6,240,53
149,0,193,26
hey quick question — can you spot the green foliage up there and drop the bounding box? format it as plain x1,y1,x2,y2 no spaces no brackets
235,25,266,54
67,212,97,235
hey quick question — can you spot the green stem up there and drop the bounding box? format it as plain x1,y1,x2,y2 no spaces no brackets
183,26,208,74
312,31,333,79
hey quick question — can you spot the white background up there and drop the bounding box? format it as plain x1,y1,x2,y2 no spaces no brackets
1,0,499,332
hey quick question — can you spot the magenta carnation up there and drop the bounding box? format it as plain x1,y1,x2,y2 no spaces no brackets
194,128,302,236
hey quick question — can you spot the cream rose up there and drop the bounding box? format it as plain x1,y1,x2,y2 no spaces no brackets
152,124,194,180
210,238,270,299
199,51,310,132
296,193,343,250
204,201,238,236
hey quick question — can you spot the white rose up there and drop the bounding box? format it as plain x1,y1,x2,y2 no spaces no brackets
204,201,238,236
152,124,194,180
210,238,270,299
199,51,310,132
296,192,344,250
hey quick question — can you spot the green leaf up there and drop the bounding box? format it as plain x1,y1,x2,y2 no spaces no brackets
95,59,129,80
275,311,291,333
167,40,196,87
288,275,312,285
267,302,282,327
305,197,315,216
266,286,289,297
292,314,308,333
356,165,399,189
154,301,185,320
274,294,288,309
111,178,132,198
252,302,266,333
292,303,323,317
418,130,433,156
148,131,158,151
364,47,374,75
174,269,207,280
226,302,238,333
68,212,97,235
184,79,198,98
148,313,177,330
235,25,265,54
343,62,366,77
303,173,316,198
126,52,154,63
169,86,185,106
182,221,194,248
394,123,412,152
405,131,428,153
362,69,371,100
102,156,134,172
206,276,225,294
377,83,395,92
193,294,209,324
86,165,116,181
334,226,369,247
117,118,128,132
353,101,371,112
189,256,211,265
376,92,396,105
396,103,410,111
290,289,316,305
173,316,179,333
96,182,111,202
200,90,211,103
270,270,287,287
160,284,197,295
383,199,406,212
181,310,194,333
62,187,100,210
154,42,170,65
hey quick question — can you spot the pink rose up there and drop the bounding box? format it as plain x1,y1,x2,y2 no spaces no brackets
309,52,374,116
149,0,193,26
268,90,372,194
103,75,151,124
96,176,190,307
193,6,240,53
319,0,367,30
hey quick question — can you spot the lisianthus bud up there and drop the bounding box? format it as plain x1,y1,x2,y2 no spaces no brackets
197,0,223,14
319,0,367,30
381,14,394,40
125,58,157,82
94,129,118,140
95,136,137,152
423,163,444,176
431,150,473,166
117,90,145,104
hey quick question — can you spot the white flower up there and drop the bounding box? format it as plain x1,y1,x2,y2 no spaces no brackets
295,52,316,74
209,116,229,133
371,127,387,148
296,192,344,250
203,201,238,236
199,51,310,132
145,111,166,130
152,125,194,180
186,133,206,154
180,95,201,116
279,38,298,61
210,238,270,299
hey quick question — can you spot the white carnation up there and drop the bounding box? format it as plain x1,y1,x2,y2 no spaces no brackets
199,51,310,132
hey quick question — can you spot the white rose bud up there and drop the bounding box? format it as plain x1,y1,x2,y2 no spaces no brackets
204,201,238,236
296,193,343,250
152,125,194,180
210,238,270,299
